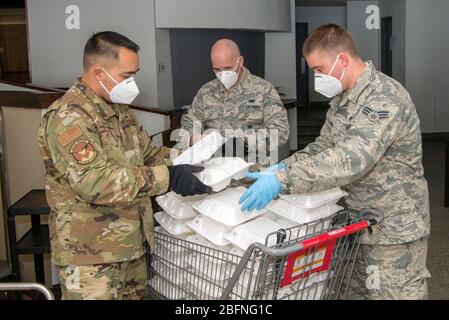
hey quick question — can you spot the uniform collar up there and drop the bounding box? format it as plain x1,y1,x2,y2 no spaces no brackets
216,67,251,98
330,61,376,110
74,79,118,120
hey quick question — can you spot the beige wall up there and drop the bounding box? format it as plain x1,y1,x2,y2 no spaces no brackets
0,106,49,284
0,185,5,261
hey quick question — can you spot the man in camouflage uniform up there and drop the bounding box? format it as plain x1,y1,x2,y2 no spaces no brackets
37,32,210,300
239,24,431,299
180,39,290,166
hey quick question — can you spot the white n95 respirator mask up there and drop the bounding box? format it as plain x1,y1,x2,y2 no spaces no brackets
215,58,241,90
314,55,346,98
99,68,140,105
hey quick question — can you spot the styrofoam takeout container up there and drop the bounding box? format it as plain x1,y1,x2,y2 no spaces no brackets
173,131,227,165
281,188,348,209
186,215,232,246
194,157,253,192
267,199,343,224
154,211,194,236
156,192,206,220
151,258,188,286
185,234,232,265
224,216,285,251
186,252,232,282
192,187,265,227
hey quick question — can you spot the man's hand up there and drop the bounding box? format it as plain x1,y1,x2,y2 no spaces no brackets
239,163,285,212
168,164,212,196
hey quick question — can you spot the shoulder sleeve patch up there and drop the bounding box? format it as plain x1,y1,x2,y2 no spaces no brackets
69,140,97,165
57,125,83,147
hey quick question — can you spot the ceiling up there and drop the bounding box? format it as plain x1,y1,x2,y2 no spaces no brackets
295,0,348,6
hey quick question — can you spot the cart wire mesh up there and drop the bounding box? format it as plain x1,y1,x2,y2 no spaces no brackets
148,209,383,300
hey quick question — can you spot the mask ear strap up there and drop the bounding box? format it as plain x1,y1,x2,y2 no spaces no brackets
234,57,241,72
340,67,346,81
98,80,111,95
101,68,119,84
329,55,341,75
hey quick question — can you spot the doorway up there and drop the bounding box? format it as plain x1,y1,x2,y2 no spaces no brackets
381,16,393,77
295,23,309,108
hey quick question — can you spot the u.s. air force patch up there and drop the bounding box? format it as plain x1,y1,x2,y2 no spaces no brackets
362,106,390,121
70,140,97,164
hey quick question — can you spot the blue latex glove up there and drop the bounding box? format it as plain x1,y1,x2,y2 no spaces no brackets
239,163,285,212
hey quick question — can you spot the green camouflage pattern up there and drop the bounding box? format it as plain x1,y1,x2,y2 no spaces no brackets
346,238,430,300
57,255,148,300
37,80,173,266
180,67,290,161
277,62,430,245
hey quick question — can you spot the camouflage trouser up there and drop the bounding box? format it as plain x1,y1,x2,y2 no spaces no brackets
346,237,431,300
57,255,148,300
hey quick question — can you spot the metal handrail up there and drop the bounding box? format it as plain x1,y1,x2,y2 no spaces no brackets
0,282,54,300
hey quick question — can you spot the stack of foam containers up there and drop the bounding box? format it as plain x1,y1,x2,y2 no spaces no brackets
182,186,267,298
151,193,208,299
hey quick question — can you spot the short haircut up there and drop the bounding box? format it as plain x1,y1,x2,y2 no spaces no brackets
83,31,140,70
303,24,359,58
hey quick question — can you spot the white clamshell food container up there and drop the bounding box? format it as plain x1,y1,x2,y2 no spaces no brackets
194,157,253,192
281,188,347,209
224,216,285,251
173,131,227,165
192,187,265,227
186,215,232,246
267,199,343,224
154,211,194,236
156,192,206,220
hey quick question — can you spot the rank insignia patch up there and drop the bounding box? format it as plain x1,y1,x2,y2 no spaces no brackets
70,140,97,164
362,107,390,121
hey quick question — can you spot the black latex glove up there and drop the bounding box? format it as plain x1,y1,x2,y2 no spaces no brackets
168,165,212,196
220,137,248,158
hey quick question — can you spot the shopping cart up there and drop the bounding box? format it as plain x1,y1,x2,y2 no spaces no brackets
148,208,383,300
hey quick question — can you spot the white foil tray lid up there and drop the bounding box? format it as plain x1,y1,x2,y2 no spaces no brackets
224,216,285,251
194,157,253,192
281,188,348,209
154,211,194,236
173,131,227,165
192,187,265,227
186,215,232,246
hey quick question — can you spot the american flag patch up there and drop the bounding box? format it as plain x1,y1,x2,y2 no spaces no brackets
57,125,83,147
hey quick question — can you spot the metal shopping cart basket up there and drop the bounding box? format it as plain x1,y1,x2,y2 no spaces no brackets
148,208,383,300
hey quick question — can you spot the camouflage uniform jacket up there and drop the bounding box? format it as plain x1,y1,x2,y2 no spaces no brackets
37,80,172,266
277,62,430,245
181,67,290,149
